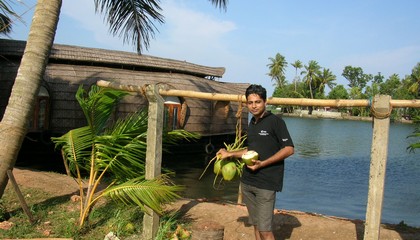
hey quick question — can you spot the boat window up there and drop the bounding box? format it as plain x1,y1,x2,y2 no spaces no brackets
164,96,182,130
28,85,50,131
214,101,230,119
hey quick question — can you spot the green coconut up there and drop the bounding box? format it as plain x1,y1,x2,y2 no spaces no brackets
241,150,259,166
221,161,237,181
213,159,225,174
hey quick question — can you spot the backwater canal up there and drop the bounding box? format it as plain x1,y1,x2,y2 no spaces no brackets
163,117,420,227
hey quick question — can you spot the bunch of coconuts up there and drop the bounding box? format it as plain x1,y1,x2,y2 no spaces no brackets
213,150,259,181
199,135,260,188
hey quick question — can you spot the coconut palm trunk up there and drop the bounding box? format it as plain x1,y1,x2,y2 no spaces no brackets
0,0,61,197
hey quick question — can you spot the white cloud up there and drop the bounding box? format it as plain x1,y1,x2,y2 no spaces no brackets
164,2,236,39
60,0,237,61
148,1,236,65
60,0,132,51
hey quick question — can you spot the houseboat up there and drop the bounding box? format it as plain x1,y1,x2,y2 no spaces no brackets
0,39,249,168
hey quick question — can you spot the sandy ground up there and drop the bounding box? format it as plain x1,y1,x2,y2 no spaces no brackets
8,167,420,240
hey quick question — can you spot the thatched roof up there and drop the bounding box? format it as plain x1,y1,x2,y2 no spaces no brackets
0,38,225,78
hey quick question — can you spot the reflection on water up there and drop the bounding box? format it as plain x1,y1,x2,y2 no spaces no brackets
292,118,372,158
164,117,420,227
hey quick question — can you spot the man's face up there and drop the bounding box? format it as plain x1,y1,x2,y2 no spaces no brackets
246,93,266,118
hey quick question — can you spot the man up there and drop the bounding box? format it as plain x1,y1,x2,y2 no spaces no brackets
217,84,294,240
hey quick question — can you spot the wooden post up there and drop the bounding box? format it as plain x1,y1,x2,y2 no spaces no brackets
6,170,36,223
364,95,391,240
142,84,164,240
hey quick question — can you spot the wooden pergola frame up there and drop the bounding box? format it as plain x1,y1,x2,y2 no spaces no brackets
97,80,420,240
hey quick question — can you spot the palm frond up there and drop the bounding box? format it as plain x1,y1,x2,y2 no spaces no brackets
0,0,19,34
95,136,148,179
100,175,183,215
95,109,199,179
95,109,149,178
407,116,420,153
407,132,420,153
408,142,420,152
76,85,128,135
52,126,94,174
105,107,149,137
208,0,228,11
163,129,201,146
94,0,164,53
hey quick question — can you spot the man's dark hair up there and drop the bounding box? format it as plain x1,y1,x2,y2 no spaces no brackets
245,84,267,101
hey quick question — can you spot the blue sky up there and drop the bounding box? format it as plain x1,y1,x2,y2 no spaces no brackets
6,0,420,96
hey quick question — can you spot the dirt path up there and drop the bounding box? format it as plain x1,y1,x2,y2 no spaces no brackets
9,167,420,240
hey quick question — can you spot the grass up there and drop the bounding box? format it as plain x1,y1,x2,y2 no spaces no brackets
0,184,190,239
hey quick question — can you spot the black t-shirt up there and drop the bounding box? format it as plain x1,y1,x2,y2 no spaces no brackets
241,112,294,191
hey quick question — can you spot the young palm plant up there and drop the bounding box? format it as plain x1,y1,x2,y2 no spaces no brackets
52,85,199,228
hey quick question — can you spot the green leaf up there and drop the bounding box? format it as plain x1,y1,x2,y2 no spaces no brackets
75,85,128,135
51,126,94,174
101,176,183,215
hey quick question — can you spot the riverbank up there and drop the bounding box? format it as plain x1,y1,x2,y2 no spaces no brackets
280,109,414,123
4,167,420,240
167,198,420,240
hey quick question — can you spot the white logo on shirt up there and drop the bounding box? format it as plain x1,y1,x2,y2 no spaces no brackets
259,130,269,136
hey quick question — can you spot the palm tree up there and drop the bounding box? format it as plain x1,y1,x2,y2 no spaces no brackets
0,0,228,198
318,68,336,95
301,60,321,115
52,85,198,227
267,53,288,89
291,60,303,92
0,0,61,198
302,60,321,99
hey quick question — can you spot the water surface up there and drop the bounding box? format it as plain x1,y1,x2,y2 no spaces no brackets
163,117,420,227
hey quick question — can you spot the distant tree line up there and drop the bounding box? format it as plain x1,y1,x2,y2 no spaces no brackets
267,53,420,120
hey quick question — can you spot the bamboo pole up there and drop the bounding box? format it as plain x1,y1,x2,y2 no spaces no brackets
97,80,420,108
267,97,368,107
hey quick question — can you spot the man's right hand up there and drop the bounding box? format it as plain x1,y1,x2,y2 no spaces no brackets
216,148,229,159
